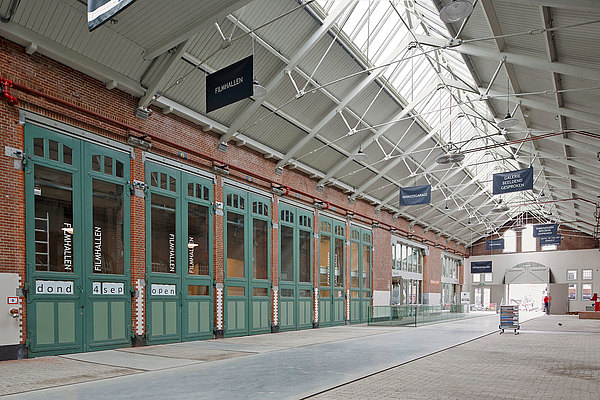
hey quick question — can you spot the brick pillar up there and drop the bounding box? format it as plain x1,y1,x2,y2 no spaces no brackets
213,176,224,337
130,147,146,346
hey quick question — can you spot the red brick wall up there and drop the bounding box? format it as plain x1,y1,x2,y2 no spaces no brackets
0,37,468,343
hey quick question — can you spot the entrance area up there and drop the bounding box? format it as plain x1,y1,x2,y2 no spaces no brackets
507,284,546,312
25,124,132,356
318,217,345,327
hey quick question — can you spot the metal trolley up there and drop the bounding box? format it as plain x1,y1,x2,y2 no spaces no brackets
499,305,520,334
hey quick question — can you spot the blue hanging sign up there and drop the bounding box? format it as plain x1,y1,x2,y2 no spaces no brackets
540,235,561,246
471,261,492,274
206,56,254,113
533,223,558,237
88,0,137,31
486,239,504,250
492,167,534,195
399,185,431,206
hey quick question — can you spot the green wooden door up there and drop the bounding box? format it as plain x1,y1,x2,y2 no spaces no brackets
318,217,345,327
223,186,271,337
146,163,213,344
350,227,372,324
278,204,313,331
25,124,131,357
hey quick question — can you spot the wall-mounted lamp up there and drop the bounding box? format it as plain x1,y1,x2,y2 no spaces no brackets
212,164,229,176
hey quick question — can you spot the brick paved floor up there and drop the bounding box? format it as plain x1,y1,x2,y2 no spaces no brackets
310,315,600,400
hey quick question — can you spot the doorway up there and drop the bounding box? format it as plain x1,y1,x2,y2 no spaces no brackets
507,284,546,312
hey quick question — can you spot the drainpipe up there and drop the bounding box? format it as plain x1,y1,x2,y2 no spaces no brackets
0,0,20,23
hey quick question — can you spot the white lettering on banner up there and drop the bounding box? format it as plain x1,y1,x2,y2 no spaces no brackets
188,237,195,274
63,222,73,272
151,284,177,296
36,280,74,295
94,226,102,272
214,77,244,94
402,193,428,199
169,233,175,272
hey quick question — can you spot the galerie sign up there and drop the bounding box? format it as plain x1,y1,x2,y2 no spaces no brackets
399,185,431,206
492,167,533,195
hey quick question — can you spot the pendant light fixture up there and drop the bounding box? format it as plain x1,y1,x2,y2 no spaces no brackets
439,0,474,23
497,76,518,129
436,92,464,164
354,128,368,161
251,38,268,99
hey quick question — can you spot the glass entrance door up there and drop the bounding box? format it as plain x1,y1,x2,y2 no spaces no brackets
278,204,313,331
350,227,372,324
318,217,345,327
223,186,271,336
25,124,131,356
146,163,213,344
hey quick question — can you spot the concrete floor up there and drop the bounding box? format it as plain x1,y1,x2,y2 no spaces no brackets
1,313,598,399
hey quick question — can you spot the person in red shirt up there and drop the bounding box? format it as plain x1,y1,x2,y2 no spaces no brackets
543,294,551,315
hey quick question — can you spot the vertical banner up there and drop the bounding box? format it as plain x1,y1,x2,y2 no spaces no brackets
399,185,431,206
486,239,504,251
539,235,561,246
88,0,137,31
533,224,558,237
471,261,492,274
492,167,534,195
206,56,254,113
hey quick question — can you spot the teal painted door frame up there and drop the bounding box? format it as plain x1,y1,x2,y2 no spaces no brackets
278,204,313,331
350,227,372,324
223,186,271,337
318,217,345,327
24,124,132,357
145,162,214,344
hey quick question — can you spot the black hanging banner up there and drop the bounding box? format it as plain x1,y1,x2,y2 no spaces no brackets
540,235,561,246
471,261,492,274
492,167,534,195
486,239,505,251
533,223,558,237
88,0,137,31
399,185,431,206
206,56,254,113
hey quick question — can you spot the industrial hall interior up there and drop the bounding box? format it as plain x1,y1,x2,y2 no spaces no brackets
0,0,599,399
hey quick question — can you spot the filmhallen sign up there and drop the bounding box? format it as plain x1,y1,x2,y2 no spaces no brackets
206,56,254,113
399,185,431,206
492,167,534,195
88,0,137,31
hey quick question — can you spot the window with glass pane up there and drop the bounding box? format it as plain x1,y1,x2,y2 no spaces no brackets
350,242,359,289
299,230,311,283
92,180,124,274
334,238,344,287
362,244,370,290
280,225,294,282
567,270,577,281
151,194,176,273
34,165,74,273
473,274,480,283
582,284,592,300
253,219,268,280
226,212,245,278
484,273,493,282
188,203,209,276
503,229,516,253
582,269,592,280
320,236,330,287
568,284,577,300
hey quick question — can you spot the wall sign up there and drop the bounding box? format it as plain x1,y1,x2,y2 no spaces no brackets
471,261,492,274
7,297,18,304
533,224,558,237
486,239,504,250
35,280,74,294
540,235,561,246
399,184,431,206
492,167,533,195
88,0,137,31
206,55,253,113
151,284,177,296
92,282,125,295
460,292,470,304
